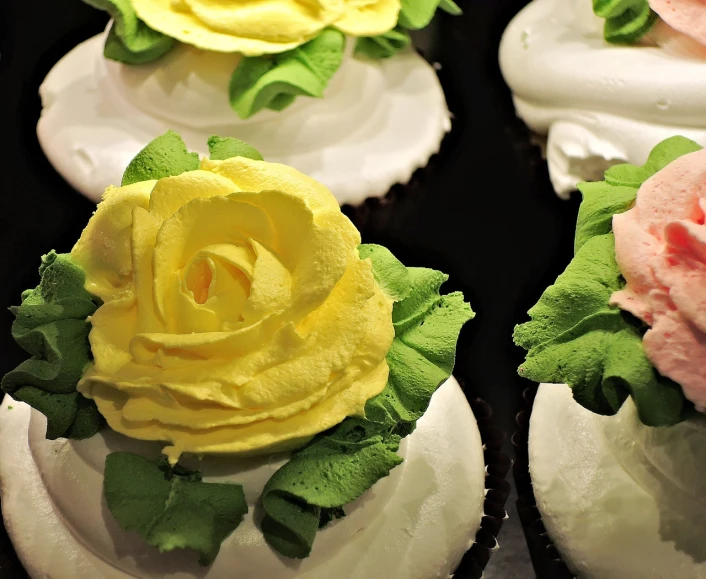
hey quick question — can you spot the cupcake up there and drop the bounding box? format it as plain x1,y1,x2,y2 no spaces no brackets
0,131,499,578
514,135,706,578
499,0,706,198
37,0,458,207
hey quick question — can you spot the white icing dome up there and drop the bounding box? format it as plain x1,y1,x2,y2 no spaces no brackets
37,29,451,206
0,378,487,579
499,0,706,198
530,383,706,578
100,39,381,155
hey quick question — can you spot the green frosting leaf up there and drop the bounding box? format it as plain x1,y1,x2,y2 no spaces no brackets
82,0,174,64
573,181,637,253
604,135,702,188
207,135,263,161
260,249,473,558
514,234,684,425
104,452,248,566
355,28,412,60
122,131,200,186
398,0,462,30
592,0,657,44
358,244,411,302
2,251,103,439
229,29,345,119
514,138,705,426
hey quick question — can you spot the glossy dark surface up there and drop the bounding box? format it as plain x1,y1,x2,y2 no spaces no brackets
0,0,581,576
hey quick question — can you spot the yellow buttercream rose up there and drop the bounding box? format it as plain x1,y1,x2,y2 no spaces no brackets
72,157,394,463
130,0,401,55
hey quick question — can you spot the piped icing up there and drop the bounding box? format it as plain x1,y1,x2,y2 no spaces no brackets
3,132,474,565
611,148,706,411
83,0,459,120
73,152,394,463
130,0,398,55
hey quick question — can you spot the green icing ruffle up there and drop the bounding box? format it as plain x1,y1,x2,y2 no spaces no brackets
260,244,474,558
398,0,461,30
82,0,174,64
514,136,702,427
2,251,103,439
228,29,346,119
103,452,248,565
592,0,657,44
121,130,200,186
355,28,412,60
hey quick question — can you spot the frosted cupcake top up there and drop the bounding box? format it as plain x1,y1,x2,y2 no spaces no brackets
83,0,460,118
515,136,706,427
2,131,473,565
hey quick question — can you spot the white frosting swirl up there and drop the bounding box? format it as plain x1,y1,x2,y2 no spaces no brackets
499,0,706,197
0,378,486,579
530,384,706,578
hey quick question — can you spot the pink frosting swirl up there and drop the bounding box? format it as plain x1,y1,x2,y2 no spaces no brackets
649,0,706,50
611,149,706,412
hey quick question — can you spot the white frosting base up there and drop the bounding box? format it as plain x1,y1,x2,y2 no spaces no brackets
530,383,706,578
37,33,450,206
0,377,485,579
499,0,706,198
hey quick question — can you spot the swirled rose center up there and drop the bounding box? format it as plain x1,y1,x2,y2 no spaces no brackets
182,244,254,322
185,257,213,304
611,148,706,411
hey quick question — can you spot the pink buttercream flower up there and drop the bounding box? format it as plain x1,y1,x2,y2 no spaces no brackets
649,0,706,50
611,148,706,412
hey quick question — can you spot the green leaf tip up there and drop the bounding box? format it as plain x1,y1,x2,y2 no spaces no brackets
355,28,411,60
358,244,410,302
592,0,657,44
2,251,103,439
398,0,462,30
517,137,703,427
229,29,345,119
207,135,263,161
260,249,473,558
122,131,200,186
82,0,174,64
104,452,248,566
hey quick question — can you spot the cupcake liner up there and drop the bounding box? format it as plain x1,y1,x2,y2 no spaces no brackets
452,381,512,579
513,385,576,579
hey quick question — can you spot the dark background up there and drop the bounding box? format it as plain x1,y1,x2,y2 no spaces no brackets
0,0,581,576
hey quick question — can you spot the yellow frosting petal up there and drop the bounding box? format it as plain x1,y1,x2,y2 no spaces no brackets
131,0,344,55
199,157,341,214
74,158,394,462
71,181,153,301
